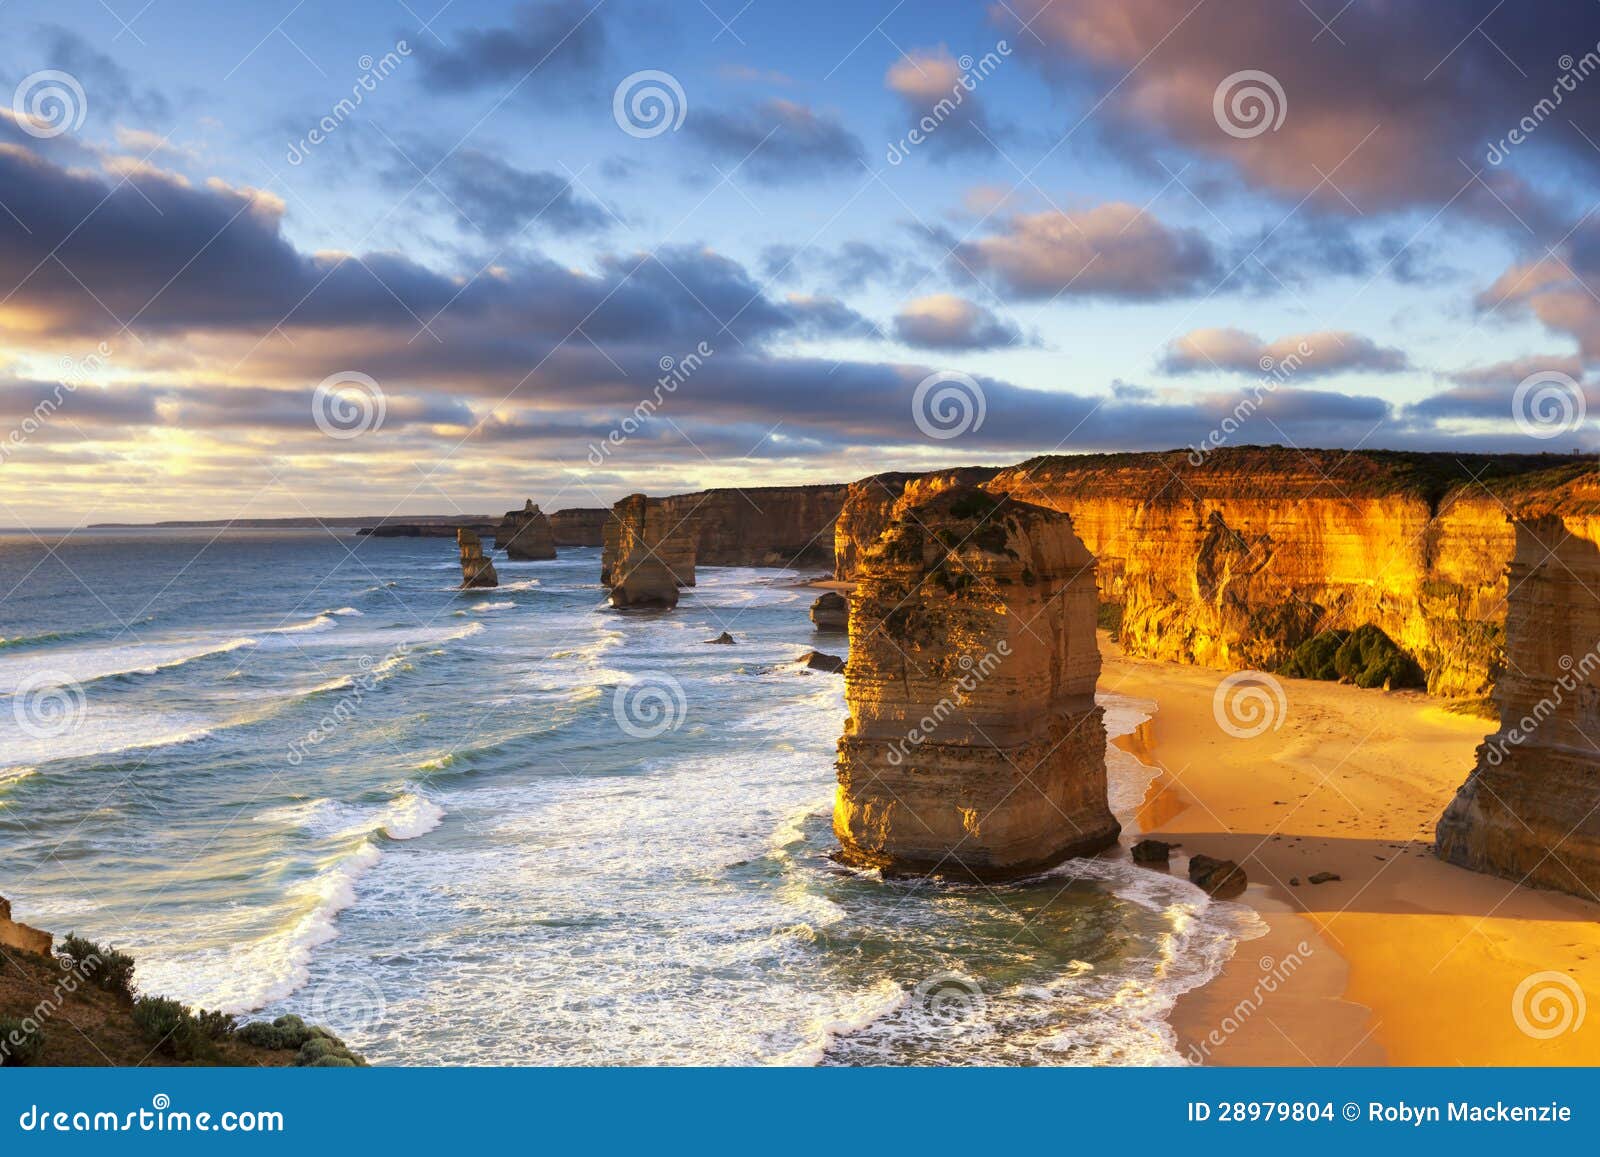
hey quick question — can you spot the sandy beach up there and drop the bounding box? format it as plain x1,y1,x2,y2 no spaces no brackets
1099,637,1600,1065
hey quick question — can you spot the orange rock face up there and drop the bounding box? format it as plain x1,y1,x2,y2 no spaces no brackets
834,486,1119,880
835,450,1573,697
653,484,850,568
1438,475,1600,896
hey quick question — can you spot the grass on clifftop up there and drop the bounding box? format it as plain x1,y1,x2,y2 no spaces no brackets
1,934,365,1067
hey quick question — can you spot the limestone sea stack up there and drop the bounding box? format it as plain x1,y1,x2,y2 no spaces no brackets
810,591,848,631
602,494,696,609
499,500,557,560
834,486,1119,881
457,528,499,588
1437,474,1600,897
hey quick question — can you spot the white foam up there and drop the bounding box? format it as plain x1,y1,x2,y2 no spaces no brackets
0,635,257,693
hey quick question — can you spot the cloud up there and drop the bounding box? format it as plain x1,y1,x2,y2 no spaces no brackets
1408,355,1590,423
893,294,1020,349
418,0,607,94
885,47,1010,159
381,143,615,238
685,99,863,183
1161,328,1409,376
36,25,172,127
992,0,1600,233
955,203,1220,299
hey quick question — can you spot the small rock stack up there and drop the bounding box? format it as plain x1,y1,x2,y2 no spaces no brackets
834,486,1119,880
457,528,499,588
499,499,557,560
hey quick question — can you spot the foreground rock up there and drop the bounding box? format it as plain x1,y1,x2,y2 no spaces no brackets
833,450,1579,696
498,499,557,560
602,494,695,609
457,528,498,588
809,591,849,631
1438,475,1600,897
797,650,844,673
1188,854,1247,897
834,486,1119,881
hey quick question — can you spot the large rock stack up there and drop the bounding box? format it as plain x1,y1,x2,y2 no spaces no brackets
602,494,697,609
834,486,1119,880
1437,486,1600,897
499,500,557,560
457,528,499,588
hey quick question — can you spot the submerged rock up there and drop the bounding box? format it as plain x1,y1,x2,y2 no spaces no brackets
1307,871,1341,885
797,650,844,673
457,529,498,589
705,632,736,645
834,485,1119,881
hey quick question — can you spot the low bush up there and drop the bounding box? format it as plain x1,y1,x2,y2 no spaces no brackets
1281,625,1425,690
131,996,207,1061
58,934,136,999
0,1017,45,1066
236,1015,366,1066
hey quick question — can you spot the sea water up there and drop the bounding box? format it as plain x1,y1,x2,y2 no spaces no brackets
0,529,1259,1065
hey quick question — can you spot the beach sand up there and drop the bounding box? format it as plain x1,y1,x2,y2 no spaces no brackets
1098,637,1600,1066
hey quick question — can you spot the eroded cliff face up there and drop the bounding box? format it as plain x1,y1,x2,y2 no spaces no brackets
550,508,608,547
834,486,1119,880
602,494,695,608
1437,476,1600,895
836,450,1568,696
499,500,557,560
651,484,850,569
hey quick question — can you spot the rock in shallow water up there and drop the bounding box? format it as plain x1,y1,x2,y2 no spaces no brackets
809,591,849,631
796,650,844,673
1131,838,1175,863
1187,854,1247,897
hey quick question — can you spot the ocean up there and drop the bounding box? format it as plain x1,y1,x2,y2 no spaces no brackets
0,529,1259,1065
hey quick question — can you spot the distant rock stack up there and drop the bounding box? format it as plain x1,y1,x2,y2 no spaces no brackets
834,486,1119,881
601,494,697,609
1438,497,1600,897
499,500,557,560
457,528,499,588
810,591,848,631
549,508,609,547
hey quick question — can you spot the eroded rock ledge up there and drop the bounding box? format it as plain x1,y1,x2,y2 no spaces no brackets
834,486,1119,881
1437,474,1600,896
602,494,696,609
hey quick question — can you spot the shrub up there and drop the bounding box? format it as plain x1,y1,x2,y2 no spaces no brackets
58,934,136,999
236,1015,366,1066
0,1017,45,1067
194,1009,237,1041
131,996,206,1061
1096,602,1124,633
1281,625,1425,689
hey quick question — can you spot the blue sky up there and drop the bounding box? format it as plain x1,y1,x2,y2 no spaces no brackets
0,0,1596,522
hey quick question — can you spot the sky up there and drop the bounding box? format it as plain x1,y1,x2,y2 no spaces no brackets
1,0,1598,524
